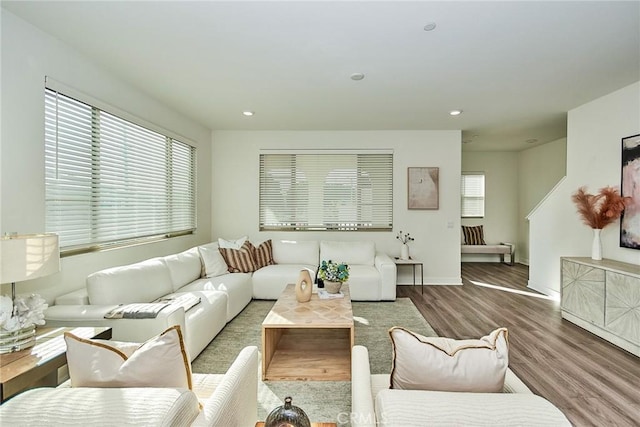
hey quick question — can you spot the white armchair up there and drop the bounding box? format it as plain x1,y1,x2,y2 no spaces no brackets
0,346,259,427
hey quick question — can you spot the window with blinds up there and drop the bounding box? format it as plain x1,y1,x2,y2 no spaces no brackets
44,88,196,252
259,151,393,231
461,173,485,217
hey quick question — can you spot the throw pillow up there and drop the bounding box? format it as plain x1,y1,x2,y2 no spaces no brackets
253,239,275,269
218,236,248,250
64,325,192,389
219,241,258,273
389,326,509,392
198,242,229,278
462,225,486,245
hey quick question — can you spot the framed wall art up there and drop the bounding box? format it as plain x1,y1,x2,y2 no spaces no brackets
620,134,640,250
408,167,439,210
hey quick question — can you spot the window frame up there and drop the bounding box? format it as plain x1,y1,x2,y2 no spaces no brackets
44,84,197,255
259,150,393,231
460,172,485,218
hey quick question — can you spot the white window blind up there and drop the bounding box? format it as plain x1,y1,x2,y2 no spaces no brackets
259,151,393,231
461,173,485,217
45,88,196,252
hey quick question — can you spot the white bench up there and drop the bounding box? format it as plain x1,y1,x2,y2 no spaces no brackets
461,242,515,266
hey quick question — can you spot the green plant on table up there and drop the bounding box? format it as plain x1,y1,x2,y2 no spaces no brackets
318,260,350,283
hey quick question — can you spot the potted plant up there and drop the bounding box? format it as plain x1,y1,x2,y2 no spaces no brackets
396,231,415,260
318,260,350,294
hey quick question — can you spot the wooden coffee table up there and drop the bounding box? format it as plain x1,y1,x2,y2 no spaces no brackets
0,326,112,402
261,283,354,381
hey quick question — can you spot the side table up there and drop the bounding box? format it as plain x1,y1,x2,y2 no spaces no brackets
0,326,112,402
393,257,424,294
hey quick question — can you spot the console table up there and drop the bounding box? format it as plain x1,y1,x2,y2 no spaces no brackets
561,257,640,357
0,326,112,402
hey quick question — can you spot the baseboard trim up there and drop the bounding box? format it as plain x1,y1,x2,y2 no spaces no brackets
527,280,560,301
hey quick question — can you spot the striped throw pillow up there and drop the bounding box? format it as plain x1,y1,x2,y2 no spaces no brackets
219,241,258,273
462,225,486,245
253,239,275,269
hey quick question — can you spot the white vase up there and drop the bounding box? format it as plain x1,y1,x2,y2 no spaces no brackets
400,244,409,260
591,229,602,261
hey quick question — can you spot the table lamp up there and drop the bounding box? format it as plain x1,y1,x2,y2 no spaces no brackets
0,233,60,353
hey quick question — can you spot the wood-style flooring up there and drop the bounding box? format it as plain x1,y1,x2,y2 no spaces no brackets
398,262,640,427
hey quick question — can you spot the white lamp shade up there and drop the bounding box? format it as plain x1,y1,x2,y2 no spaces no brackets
0,234,60,284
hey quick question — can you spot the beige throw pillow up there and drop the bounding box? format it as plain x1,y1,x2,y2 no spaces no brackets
64,325,192,389
389,327,509,392
198,242,229,278
218,236,248,250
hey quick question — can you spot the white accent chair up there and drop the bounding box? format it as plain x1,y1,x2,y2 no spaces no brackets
351,345,571,427
0,346,259,427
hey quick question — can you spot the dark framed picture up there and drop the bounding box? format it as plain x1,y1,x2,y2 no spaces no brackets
408,167,439,210
620,134,640,249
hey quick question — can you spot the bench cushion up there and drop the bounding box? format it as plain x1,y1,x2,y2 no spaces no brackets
461,244,511,254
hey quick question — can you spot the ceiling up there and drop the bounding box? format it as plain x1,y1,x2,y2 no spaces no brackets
3,1,639,151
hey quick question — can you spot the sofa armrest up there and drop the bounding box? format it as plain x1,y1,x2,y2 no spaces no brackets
192,346,259,427
45,304,186,344
351,345,376,427
374,253,396,301
55,288,90,305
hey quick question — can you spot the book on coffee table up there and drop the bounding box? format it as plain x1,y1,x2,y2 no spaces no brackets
317,289,344,299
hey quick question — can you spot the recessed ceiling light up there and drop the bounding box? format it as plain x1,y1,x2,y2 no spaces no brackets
449,110,463,116
424,22,437,31
350,73,365,81
242,111,254,116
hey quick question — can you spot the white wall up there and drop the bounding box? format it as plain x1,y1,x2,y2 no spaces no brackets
461,151,519,262
0,11,213,303
517,138,567,264
211,130,462,285
529,81,640,297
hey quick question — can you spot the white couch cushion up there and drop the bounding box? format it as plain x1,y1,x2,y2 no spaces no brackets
321,241,375,266
252,264,318,299
86,258,173,305
198,242,229,278
344,265,381,301
272,240,319,265
389,327,509,393
181,273,253,321
163,247,203,291
375,389,571,426
64,325,193,389
0,387,200,426
179,290,228,358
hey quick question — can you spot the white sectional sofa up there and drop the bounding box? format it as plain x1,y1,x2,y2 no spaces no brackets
253,240,396,300
0,346,259,427
45,239,396,359
351,345,571,426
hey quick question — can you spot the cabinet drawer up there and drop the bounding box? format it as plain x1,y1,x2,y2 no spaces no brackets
561,260,605,326
605,271,640,345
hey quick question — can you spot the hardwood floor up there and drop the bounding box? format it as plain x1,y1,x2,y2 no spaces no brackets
398,262,640,427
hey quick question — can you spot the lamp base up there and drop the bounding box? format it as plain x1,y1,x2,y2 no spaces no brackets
0,326,36,354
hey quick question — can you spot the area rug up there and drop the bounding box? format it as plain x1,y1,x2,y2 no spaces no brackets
192,298,436,426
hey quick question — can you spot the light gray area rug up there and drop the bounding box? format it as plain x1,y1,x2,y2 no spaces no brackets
192,298,436,425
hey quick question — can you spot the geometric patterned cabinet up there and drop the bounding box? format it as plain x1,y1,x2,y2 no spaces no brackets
561,257,640,357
